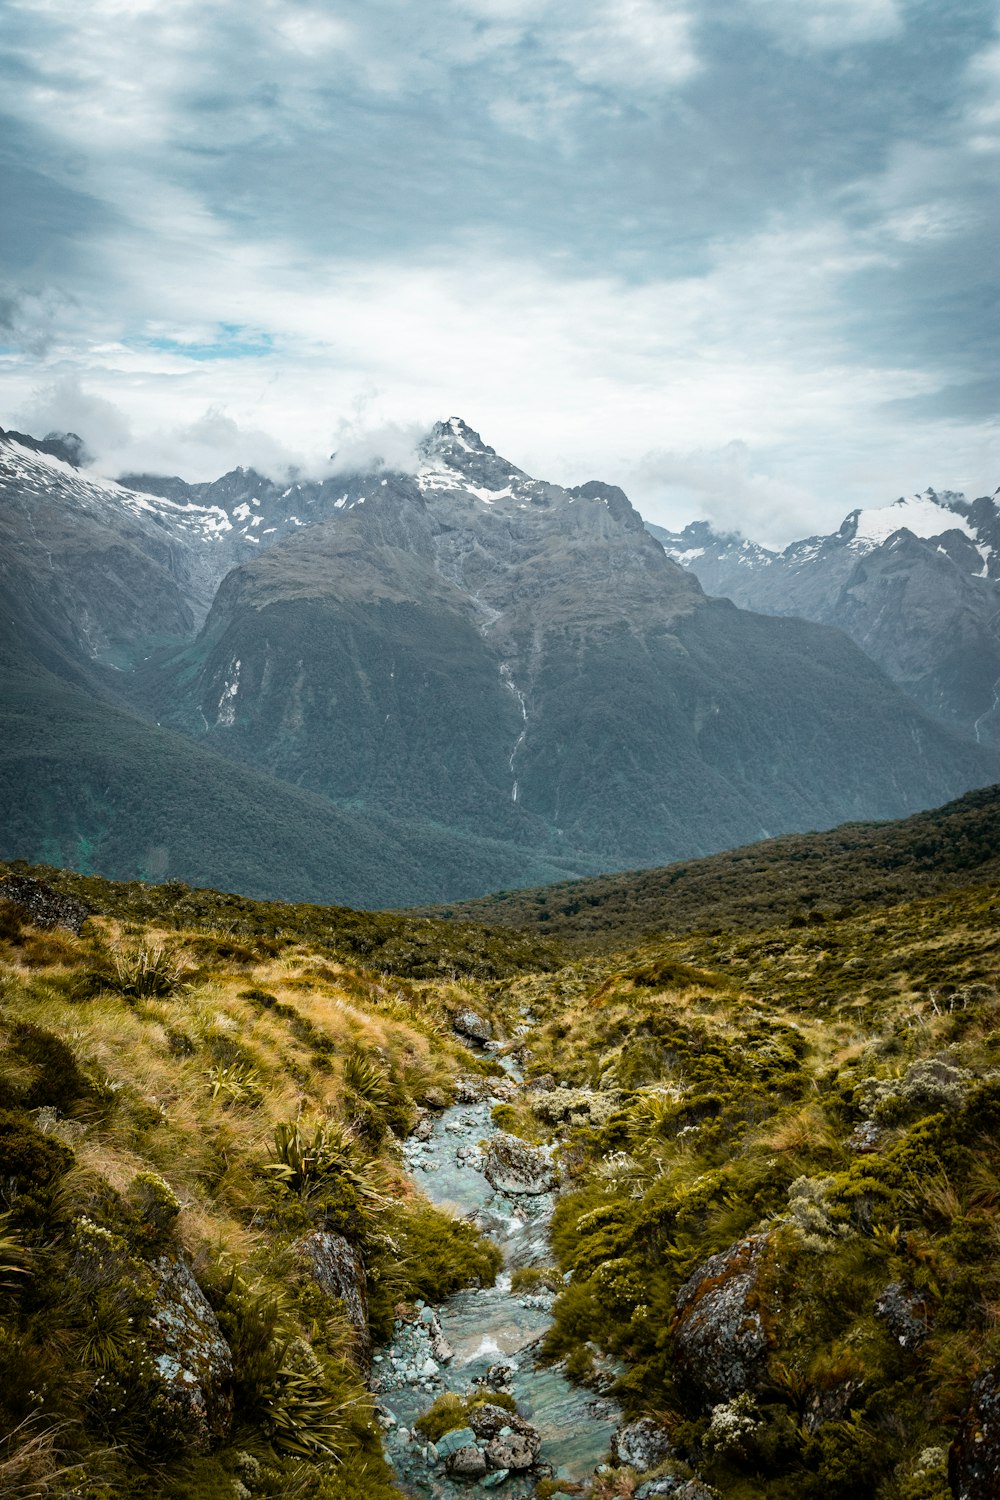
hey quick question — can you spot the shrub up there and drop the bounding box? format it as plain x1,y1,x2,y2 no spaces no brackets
98,944,186,1000
127,1171,181,1236
0,1020,94,1114
393,1200,502,1304
413,1392,468,1441
0,1110,74,1234
266,1120,388,1217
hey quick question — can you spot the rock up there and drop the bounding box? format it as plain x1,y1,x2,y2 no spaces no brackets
482,1133,556,1197
485,1426,540,1470
636,1481,717,1499
950,1365,1000,1499
468,1402,518,1439
0,874,91,934
528,1072,557,1092
455,1077,490,1103
672,1235,771,1404
612,1416,676,1471
436,1425,479,1458
446,1443,488,1477
412,1111,434,1142
482,1470,509,1488
453,1009,493,1043
479,1361,517,1392
803,1379,864,1435
874,1281,931,1351
147,1255,234,1451
293,1230,370,1374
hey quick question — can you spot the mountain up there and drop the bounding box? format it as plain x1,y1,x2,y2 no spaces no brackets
141,419,999,872
651,485,1000,746
2,418,999,900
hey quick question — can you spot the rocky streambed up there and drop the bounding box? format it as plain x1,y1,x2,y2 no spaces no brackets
373,1061,620,1497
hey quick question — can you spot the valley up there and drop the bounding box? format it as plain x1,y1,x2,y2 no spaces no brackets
1,784,998,1497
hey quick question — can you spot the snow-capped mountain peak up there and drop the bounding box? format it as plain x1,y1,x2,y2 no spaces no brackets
842,489,978,553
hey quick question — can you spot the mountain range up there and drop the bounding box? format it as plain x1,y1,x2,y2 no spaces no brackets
650,485,1000,747
1,417,998,904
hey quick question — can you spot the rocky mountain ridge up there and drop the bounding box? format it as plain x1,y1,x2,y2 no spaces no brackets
2,418,999,902
651,485,1000,745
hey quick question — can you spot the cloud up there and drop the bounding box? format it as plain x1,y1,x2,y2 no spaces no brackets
0,284,75,357
0,0,996,539
327,408,425,476
741,0,902,52
17,372,131,451
626,440,827,547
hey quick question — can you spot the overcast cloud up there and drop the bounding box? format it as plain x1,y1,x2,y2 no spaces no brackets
0,0,997,542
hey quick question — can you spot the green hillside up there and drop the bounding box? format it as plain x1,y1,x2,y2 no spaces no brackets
0,654,591,910
424,782,1000,946
1,806,999,1496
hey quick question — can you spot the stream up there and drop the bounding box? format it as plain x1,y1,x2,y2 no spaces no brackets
373,1058,620,1496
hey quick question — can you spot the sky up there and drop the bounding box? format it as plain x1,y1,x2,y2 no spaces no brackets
0,0,998,544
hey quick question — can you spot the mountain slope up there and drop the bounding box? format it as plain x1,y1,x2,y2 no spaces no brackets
3,417,999,900
422,781,1000,946
0,641,591,906
145,421,1000,872
652,486,1000,745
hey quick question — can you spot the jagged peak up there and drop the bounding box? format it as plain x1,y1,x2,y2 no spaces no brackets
425,416,494,455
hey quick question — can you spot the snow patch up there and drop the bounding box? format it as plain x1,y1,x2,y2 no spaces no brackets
849,493,976,552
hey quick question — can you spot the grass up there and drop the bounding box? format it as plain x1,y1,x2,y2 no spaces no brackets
0,842,997,1498
0,894,513,1497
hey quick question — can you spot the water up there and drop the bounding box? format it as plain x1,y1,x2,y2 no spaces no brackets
377,1070,619,1495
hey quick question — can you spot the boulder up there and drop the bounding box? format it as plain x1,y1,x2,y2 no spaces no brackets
468,1402,518,1439
484,1422,540,1471
294,1230,371,1374
147,1255,234,1451
436,1425,479,1458
447,1443,488,1477
453,1009,493,1043
612,1416,676,1471
874,1281,930,1351
672,1235,771,1404
0,874,91,934
482,1132,556,1197
950,1366,1000,1499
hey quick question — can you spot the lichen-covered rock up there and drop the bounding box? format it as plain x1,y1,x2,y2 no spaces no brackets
453,1009,493,1043
482,1132,556,1196
147,1255,233,1451
874,1281,930,1351
446,1442,488,1477
0,874,91,933
484,1421,540,1471
468,1402,518,1439
950,1365,1000,1499
672,1235,771,1403
294,1229,371,1374
612,1416,676,1471
636,1480,718,1499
